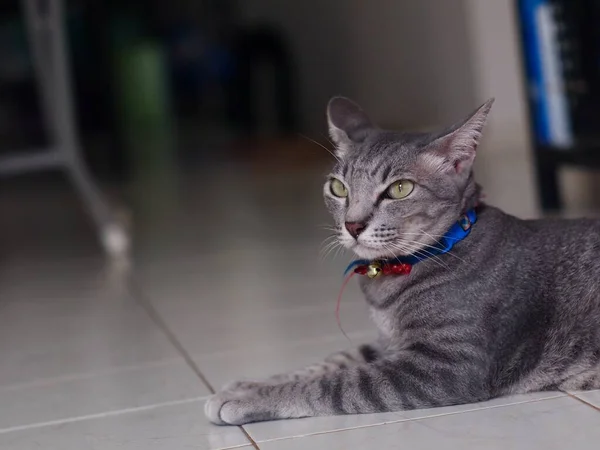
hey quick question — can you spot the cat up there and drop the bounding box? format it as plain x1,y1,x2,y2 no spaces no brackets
205,96,600,426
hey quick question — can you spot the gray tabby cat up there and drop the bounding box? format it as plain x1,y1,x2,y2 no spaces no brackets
205,97,600,426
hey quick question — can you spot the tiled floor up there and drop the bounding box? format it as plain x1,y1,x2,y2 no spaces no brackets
1,160,600,449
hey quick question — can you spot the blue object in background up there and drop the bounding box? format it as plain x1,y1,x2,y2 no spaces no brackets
518,0,573,148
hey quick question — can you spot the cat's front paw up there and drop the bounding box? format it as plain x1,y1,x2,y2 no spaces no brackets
221,379,266,394
205,391,276,426
204,391,233,425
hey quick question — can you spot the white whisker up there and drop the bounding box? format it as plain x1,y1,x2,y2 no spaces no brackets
319,235,338,248
317,223,340,230
299,134,340,163
400,231,461,241
320,237,338,251
319,236,340,258
320,132,337,149
419,229,468,264
395,236,466,265
320,241,342,261
333,243,346,260
390,241,451,271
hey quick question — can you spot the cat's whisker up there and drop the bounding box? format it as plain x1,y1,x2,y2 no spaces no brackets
320,238,339,253
410,246,453,271
386,242,444,270
319,237,339,256
333,242,347,261
320,233,339,243
320,244,337,262
320,235,339,246
418,229,468,264
382,242,399,259
381,231,467,265
318,223,340,230
395,236,467,265
391,241,451,271
383,241,417,260
327,239,343,259
320,239,344,261
362,239,424,263
382,241,408,259
409,231,445,249
396,237,444,253
400,231,461,241
299,134,341,163
320,132,337,149
319,242,338,258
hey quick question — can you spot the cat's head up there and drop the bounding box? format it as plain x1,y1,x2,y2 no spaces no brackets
323,97,493,260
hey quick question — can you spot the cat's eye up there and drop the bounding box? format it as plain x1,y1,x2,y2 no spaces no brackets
329,178,348,198
386,180,414,200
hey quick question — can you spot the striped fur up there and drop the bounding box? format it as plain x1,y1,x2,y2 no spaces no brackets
205,98,600,425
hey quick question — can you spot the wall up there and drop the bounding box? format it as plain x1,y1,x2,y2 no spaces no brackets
463,0,538,216
240,0,579,216
238,0,476,132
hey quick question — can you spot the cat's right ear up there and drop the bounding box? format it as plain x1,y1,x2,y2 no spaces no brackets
327,97,372,157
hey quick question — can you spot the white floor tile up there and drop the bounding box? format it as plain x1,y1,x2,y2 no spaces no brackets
0,279,179,386
166,300,372,356
245,391,564,443
0,360,208,431
195,330,377,390
258,396,600,449
135,253,372,356
0,398,251,450
0,258,209,428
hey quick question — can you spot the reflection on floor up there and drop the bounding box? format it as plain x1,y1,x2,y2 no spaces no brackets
1,160,599,449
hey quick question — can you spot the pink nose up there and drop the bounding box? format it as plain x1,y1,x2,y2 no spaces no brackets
345,222,366,239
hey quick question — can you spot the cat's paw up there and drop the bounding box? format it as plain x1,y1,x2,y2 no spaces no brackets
221,379,268,393
205,391,275,426
204,391,234,425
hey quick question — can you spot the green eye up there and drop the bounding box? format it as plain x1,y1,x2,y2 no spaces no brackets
386,180,414,199
330,178,348,198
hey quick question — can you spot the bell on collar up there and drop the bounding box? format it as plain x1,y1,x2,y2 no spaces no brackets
459,215,471,231
367,262,382,279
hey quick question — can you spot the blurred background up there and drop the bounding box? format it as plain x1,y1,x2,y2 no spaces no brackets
3,0,600,249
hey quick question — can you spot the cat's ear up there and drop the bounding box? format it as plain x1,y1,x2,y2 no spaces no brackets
421,98,494,175
327,97,373,157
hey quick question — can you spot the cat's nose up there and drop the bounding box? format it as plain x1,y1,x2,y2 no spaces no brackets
345,222,366,239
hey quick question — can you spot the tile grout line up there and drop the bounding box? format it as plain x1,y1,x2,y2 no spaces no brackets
251,394,567,445
564,391,600,413
239,428,262,450
0,357,187,394
0,397,209,435
126,276,217,393
126,275,262,450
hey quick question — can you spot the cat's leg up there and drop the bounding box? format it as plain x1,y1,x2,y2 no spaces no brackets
222,343,382,393
205,349,488,425
558,360,600,391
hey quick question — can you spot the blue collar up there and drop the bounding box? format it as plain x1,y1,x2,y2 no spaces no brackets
344,209,477,276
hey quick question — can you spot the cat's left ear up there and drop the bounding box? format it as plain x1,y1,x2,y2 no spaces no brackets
421,98,494,175
327,97,373,157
